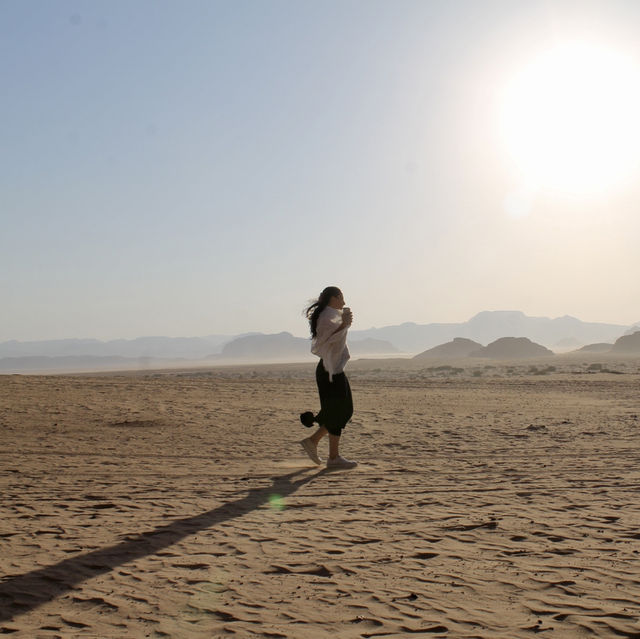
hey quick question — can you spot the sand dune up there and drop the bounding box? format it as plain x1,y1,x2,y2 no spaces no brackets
2,361,640,637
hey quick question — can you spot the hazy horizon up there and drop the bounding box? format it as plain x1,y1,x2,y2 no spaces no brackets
1,309,636,344
4,1,640,342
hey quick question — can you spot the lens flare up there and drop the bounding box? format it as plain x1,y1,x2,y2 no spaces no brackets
268,493,285,511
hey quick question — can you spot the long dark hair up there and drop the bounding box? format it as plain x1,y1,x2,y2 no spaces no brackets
305,286,342,338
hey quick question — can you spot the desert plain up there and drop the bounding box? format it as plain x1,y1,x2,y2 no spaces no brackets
2,355,640,638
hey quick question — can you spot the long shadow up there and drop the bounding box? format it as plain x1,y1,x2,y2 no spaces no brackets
0,468,325,622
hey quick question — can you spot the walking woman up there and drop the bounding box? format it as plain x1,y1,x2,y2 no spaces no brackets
300,286,357,469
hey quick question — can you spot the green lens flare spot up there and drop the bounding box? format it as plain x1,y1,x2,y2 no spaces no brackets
269,493,285,511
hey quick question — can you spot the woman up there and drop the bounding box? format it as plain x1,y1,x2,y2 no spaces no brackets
300,286,357,469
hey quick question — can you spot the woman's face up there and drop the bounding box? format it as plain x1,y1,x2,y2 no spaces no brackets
328,291,345,309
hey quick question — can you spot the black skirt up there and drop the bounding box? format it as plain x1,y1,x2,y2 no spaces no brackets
315,359,353,436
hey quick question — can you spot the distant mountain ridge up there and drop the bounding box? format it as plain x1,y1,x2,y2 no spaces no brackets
0,332,398,372
350,311,631,352
0,335,235,359
0,312,635,365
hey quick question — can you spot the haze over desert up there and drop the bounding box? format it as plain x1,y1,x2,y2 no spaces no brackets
5,0,640,636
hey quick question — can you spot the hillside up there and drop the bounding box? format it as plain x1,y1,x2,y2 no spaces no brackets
413,338,483,360
470,337,554,359
611,331,640,353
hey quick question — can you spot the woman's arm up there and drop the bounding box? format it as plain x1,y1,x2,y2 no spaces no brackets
317,311,352,343
327,311,352,337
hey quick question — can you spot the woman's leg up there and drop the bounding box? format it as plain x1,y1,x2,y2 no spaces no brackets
308,363,356,467
304,429,340,463
300,362,330,465
325,374,356,467
310,426,327,446
301,427,324,464
325,373,351,458
328,433,340,458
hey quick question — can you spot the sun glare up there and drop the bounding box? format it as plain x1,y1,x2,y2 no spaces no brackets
500,41,640,196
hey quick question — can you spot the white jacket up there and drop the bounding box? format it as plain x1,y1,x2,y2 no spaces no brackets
311,307,350,381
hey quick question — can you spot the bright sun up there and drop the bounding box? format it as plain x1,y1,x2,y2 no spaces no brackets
500,41,640,196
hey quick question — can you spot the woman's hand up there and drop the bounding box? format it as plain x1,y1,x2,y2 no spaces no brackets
342,307,353,327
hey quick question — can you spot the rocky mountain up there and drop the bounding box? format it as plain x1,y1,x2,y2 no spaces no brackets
611,331,640,353
220,332,309,360
413,338,483,360
575,343,613,353
470,337,554,359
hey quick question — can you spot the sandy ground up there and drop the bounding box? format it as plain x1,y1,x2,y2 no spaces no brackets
2,359,640,638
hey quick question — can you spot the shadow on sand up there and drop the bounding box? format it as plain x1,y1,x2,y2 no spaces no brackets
0,468,325,623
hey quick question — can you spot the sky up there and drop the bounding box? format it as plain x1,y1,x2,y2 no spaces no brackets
3,0,640,342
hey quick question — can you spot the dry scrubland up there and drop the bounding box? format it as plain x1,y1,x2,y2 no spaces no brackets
2,356,640,638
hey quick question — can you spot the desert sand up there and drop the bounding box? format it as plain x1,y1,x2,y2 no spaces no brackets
2,357,640,638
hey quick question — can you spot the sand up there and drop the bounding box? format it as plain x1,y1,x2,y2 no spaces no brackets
2,359,640,638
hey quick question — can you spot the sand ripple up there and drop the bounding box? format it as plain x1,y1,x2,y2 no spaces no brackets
2,369,640,637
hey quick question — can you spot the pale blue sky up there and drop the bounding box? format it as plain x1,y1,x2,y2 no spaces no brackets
3,0,640,341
